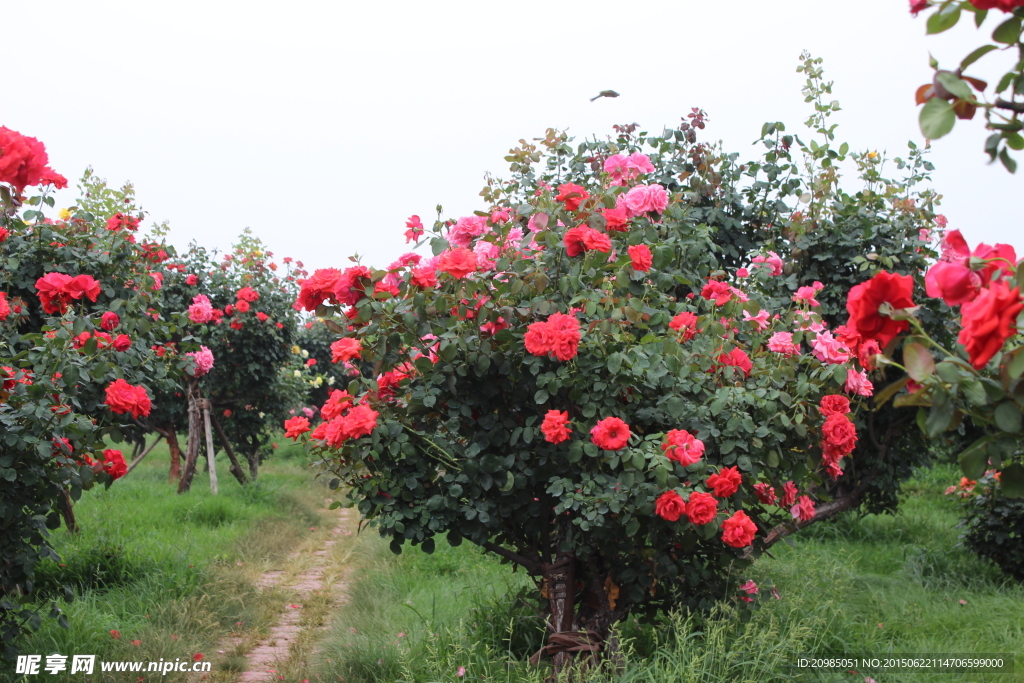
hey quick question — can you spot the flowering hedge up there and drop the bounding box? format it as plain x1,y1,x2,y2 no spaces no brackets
286,114,902,667
0,131,192,656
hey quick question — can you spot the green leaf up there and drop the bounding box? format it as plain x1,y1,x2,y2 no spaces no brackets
927,5,961,34
961,44,998,70
904,342,936,381
999,147,1017,173
534,389,549,405
936,72,974,101
959,436,992,479
1008,349,1024,379
925,395,954,436
992,16,1021,44
993,402,1022,433
498,471,515,492
919,98,956,140
607,352,624,375
1000,463,1024,498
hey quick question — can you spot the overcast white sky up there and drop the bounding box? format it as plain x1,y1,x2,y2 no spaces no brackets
4,0,1020,271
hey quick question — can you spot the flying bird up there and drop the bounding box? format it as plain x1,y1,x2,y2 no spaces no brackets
590,90,620,102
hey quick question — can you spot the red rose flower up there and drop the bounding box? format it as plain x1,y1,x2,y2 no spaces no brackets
685,491,718,525
844,271,914,349
717,347,752,376
113,334,132,352
0,126,49,192
331,338,362,363
721,510,757,548
404,215,424,243
297,268,343,311
236,286,260,302
321,390,354,420
256,311,269,322
104,379,152,419
234,299,251,313
968,0,1024,11
63,275,101,303
600,207,630,232
334,265,372,306
105,213,139,231
0,292,9,320
781,481,798,507
701,280,733,306
230,320,243,330
34,272,73,314
555,183,589,212
101,311,120,331
821,412,858,455
185,274,199,286
669,312,699,341
661,429,704,466
340,404,379,440
753,482,777,505
957,280,1024,369
925,260,981,306
524,312,580,361
790,495,816,522
438,248,478,279
818,395,850,417
411,265,438,288
101,449,127,480
580,229,612,253
564,226,588,257
628,244,653,272
655,490,686,522
541,410,572,444
707,466,742,497
590,416,630,451
284,416,311,440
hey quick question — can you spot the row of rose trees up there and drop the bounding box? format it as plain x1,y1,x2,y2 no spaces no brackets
0,127,305,660
285,101,1021,674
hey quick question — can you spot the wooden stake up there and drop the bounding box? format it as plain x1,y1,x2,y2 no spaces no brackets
201,398,218,495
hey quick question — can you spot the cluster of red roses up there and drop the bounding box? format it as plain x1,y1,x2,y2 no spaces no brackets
104,379,152,419
924,230,1022,369
82,449,128,480
34,272,101,315
524,312,581,362
654,472,758,549
282,387,379,448
818,395,857,480
296,265,374,312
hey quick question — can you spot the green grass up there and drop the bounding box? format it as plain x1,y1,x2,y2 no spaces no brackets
304,463,1024,683
12,438,330,683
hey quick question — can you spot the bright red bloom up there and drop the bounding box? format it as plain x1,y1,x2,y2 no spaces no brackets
284,416,311,440
790,495,816,522
925,260,981,306
655,490,687,522
818,395,850,417
845,271,914,349
564,226,611,256
234,299,251,313
628,244,653,272
821,412,858,461
580,229,612,253
256,311,269,322
321,389,354,420
339,404,379,440
331,338,362,363
105,213,139,232
185,274,198,286
40,168,67,189
112,334,132,352
404,215,424,243
541,410,572,444
230,320,243,330
555,183,589,212
972,242,1017,286
104,379,152,419
297,268,343,311
701,280,733,306
685,491,719,525
968,0,1024,11
411,265,438,288
957,280,1024,369
334,266,372,306
717,347,752,376
753,483,777,505
0,126,49,192
63,275,101,302
721,510,757,548
0,292,9,320
524,312,581,361
781,481,798,507
600,207,630,232
707,466,742,497
438,248,478,279
668,312,698,341
34,272,73,314
101,311,120,331
236,286,260,302
101,449,127,480
662,429,704,466
590,416,630,450
0,227,8,242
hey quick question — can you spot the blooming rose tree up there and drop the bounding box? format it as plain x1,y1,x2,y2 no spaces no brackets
287,118,892,670
0,131,192,656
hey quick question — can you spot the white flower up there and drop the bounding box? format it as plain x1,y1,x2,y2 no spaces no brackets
293,370,301,378
301,349,309,359
327,376,335,385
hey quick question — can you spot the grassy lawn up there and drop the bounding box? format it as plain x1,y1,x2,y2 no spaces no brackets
305,463,1024,683
14,438,330,682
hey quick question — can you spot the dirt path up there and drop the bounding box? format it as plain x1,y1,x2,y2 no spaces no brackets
222,507,358,682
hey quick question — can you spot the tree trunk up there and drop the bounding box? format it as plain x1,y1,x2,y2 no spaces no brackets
246,451,259,481
160,427,182,483
59,488,78,534
177,381,202,494
210,411,248,486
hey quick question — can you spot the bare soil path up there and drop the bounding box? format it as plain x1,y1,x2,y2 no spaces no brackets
218,507,358,682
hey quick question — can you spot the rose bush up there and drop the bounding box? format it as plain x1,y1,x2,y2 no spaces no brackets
287,111,904,670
